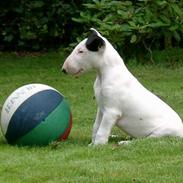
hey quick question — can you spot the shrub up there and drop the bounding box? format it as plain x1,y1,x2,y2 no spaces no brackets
73,0,183,57
1,0,182,55
0,0,81,51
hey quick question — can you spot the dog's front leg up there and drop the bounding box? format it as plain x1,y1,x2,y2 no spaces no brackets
93,111,119,145
91,108,103,144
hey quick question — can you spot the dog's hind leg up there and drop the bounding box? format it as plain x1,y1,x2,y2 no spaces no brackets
118,140,131,145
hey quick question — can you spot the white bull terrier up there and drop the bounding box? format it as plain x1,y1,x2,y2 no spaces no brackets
62,28,183,145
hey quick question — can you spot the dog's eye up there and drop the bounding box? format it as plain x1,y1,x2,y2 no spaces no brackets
78,49,84,54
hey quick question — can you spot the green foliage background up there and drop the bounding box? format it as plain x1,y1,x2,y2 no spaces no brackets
0,0,83,50
74,0,183,55
0,0,183,53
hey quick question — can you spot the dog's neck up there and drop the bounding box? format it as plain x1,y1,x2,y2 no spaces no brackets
95,41,129,78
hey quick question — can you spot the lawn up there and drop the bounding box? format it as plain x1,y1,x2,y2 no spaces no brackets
0,52,183,183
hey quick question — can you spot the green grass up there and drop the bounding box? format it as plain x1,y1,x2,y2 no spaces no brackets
1,52,183,182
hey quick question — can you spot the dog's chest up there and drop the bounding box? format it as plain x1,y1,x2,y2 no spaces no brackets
94,77,103,105
93,76,120,108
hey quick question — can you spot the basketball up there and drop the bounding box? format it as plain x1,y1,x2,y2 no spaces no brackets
0,84,72,146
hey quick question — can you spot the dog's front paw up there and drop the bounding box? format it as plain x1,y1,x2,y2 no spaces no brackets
88,141,106,146
93,138,108,146
88,139,108,146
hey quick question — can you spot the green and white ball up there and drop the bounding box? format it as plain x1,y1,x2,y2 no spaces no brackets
0,84,72,146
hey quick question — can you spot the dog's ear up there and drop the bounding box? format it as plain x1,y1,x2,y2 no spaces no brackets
85,29,105,52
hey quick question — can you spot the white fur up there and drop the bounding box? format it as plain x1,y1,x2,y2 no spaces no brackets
62,29,183,145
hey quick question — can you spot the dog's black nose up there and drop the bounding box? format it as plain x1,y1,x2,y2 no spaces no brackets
62,68,67,74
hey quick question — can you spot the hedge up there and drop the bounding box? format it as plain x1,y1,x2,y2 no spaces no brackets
0,0,84,51
73,0,183,56
0,0,183,53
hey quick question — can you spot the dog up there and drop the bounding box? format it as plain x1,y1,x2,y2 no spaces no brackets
62,28,183,145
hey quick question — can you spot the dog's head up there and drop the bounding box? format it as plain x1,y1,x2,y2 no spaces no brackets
62,28,106,75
